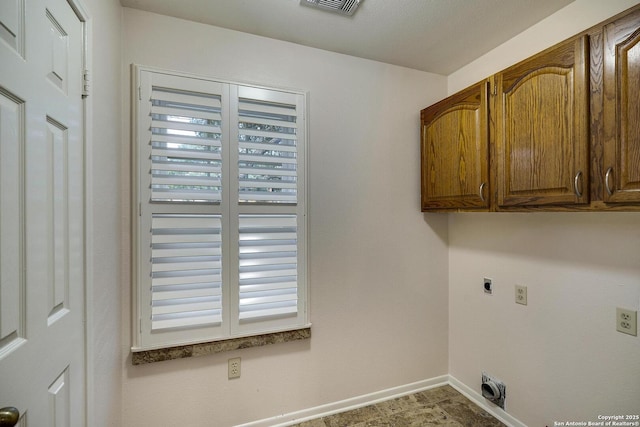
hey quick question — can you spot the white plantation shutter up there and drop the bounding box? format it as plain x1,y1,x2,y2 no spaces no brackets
136,71,228,349
134,67,307,351
150,87,223,203
238,215,298,321
237,95,298,204
232,86,306,335
151,214,223,330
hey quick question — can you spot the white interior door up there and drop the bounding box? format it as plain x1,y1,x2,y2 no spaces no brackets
0,0,85,425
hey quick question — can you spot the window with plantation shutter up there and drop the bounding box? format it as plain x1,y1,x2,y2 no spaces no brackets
133,67,308,352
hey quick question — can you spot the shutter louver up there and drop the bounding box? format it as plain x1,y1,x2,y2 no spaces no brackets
239,214,298,321
151,214,223,330
150,87,223,203
238,98,298,204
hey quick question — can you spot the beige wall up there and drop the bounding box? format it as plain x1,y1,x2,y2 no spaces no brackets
98,1,640,426
120,8,449,426
447,1,640,425
449,213,640,425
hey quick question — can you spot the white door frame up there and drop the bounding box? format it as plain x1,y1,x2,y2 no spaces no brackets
64,0,94,425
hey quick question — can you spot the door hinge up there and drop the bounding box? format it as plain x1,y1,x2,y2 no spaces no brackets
493,84,497,96
138,86,142,101
138,202,142,217
82,69,90,98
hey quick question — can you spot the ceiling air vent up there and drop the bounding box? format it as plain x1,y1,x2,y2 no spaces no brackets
300,0,363,16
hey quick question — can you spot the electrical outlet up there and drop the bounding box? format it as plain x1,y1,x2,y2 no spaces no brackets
616,308,637,336
484,278,492,295
515,285,527,305
228,357,241,379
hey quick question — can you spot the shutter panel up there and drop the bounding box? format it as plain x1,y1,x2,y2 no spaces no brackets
150,87,223,203
238,214,298,321
151,214,223,330
238,96,298,204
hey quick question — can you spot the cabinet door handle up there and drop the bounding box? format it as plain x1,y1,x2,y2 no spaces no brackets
574,171,583,198
605,167,614,196
479,182,487,202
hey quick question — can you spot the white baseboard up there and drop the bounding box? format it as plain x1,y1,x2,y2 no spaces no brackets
447,375,527,427
236,375,449,427
237,375,529,427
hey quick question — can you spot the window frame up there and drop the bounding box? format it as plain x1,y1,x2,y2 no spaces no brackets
131,65,309,352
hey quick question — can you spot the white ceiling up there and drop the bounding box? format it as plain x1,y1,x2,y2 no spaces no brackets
119,0,575,75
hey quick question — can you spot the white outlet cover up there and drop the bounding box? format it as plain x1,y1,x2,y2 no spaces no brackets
228,357,241,379
515,285,527,305
616,308,637,336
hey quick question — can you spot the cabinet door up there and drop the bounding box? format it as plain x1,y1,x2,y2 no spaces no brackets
421,82,489,210
603,9,640,203
495,36,590,207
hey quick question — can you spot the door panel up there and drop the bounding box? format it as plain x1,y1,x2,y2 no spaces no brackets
0,0,25,57
0,0,85,425
46,9,69,94
0,89,26,356
46,116,70,325
504,69,573,193
48,368,71,427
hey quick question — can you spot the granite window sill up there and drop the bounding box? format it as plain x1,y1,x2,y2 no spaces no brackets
131,327,311,365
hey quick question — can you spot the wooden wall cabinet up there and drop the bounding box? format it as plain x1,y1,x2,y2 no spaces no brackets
494,36,590,208
420,82,489,210
420,4,640,212
602,9,640,204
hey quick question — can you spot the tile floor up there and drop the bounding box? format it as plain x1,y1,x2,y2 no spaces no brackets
289,385,505,427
